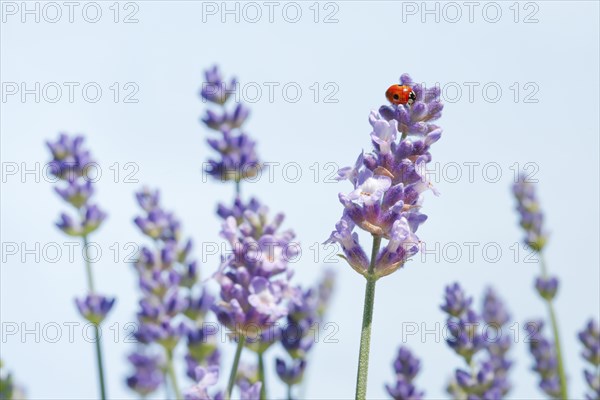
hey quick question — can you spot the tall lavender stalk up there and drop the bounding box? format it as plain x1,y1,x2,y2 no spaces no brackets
128,188,219,400
46,134,113,400
442,283,512,399
513,175,568,398
327,74,443,399
200,65,276,399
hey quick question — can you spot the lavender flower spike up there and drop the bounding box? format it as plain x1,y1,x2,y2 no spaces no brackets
512,173,547,251
46,133,110,399
75,294,116,325
526,321,562,398
333,73,443,400
579,319,600,399
385,346,424,400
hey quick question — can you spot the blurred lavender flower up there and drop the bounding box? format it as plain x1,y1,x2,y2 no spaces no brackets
579,319,600,399
275,358,306,386
329,73,442,279
129,187,218,398
47,134,107,237
126,351,165,397
481,288,513,396
200,65,261,186
385,347,424,400
185,366,222,400
200,65,237,105
212,197,297,336
46,133,111,399
75,294,116,325
274,270,336,397
525,321,562,398
379,74,443,138
535,276,559,301
205,129,261,182
442,284,511,399
512,174,547,252
184,366,261,400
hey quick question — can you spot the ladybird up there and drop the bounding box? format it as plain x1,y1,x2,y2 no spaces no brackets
386,84,416,105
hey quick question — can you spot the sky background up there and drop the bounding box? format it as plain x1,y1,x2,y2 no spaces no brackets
1,1,599,399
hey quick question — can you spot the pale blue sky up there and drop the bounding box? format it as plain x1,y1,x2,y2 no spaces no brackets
1,1,599,399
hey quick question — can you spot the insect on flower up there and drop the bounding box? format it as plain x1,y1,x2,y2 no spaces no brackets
385,84,416,106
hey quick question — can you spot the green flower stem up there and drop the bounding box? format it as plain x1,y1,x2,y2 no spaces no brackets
166,350,181,400
235,180,241,198
227,335,246,399
355,235,381,400
539,253,568,399
287,384,293,400
258,351,267,400
82,235,96,293
93,325,107,400
82,235,107,400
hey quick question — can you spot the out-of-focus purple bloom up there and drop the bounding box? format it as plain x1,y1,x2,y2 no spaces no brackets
185,366,222,400
385,347,424,400
275,358,306,386
46,134,93,180
126,351,164,396
379,74,443,138
535,276,559,301
200,65,237,105
237,380,262,400
129,187,219,395
213,198,297,336
330,74,442,279
443,285,512,399
441,283,473,318
579,319,600,399
512,174,547,252
276,271,336,391
526,320,562,398
185,326,221,379
451,361,501,400
203,103,250,131
205,129,261,182
200,65,261,185
75,294,115,325
48,134,107,237
481,288,512,396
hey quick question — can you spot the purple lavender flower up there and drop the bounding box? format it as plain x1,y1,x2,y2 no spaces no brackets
481,288,512,396
205,129,261,182
200,65,261,185
451,361,501,400
275,358,306,386
579,319,600,399
379,74,443,138
129,187,219,397
126,351,165,396
200,65,237,105
441,283,474,319
46,133,94,180
48,134,107,237
512,174,547,252
385,347,424,400
203,103,250,131
535,276,559,301
185,366,222,400
330,74,442,278
75,294,116,325
213,198,297,336
525,320,562,398
185,326,221,379
442,284,512,399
